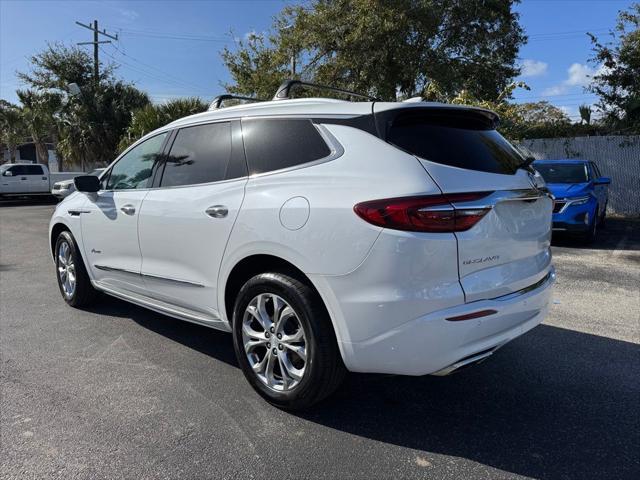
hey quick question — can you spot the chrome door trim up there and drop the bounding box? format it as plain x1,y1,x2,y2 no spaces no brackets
93,264,205,288
142,271,206,288
94,264,139,275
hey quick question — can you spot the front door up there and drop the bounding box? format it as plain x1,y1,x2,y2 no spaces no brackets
1,165,28,193
80,132,168,295
138,121,247,323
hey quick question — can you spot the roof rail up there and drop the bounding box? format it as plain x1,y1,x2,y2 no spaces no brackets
273,79,380,102
208,94,267,111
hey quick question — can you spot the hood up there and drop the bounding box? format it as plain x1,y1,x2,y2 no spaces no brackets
546,182,591,198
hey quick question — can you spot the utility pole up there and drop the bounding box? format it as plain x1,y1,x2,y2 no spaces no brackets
76,20,118,85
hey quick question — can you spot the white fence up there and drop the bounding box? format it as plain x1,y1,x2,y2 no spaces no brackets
518,135,640,216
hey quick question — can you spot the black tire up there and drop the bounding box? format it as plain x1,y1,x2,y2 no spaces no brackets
581,209,598,244
599,203,607,229
54,230,98,307
232,272,346,410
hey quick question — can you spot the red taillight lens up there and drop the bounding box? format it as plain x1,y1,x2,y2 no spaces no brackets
354,192,492,233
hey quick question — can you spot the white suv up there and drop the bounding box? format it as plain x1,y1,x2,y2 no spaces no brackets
49,83,555,409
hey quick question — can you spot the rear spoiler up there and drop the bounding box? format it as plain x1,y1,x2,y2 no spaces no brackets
373,104,500,139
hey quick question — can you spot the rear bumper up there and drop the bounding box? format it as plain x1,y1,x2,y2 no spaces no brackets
336,268,555,376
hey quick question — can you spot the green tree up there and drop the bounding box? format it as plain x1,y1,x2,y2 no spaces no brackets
222,0,526,101
119,97,208,151
578,104,592,125
17,43,149,170
589,3,640,130
0,100,27,163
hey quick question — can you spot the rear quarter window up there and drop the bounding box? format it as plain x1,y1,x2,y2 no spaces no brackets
385,111,524,175
241,118,331,175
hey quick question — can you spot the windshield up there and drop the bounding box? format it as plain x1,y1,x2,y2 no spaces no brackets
534,163,588,183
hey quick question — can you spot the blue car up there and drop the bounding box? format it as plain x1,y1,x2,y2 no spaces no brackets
533,159,611,242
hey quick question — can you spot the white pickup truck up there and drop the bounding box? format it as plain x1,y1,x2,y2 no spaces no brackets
0,163,83,198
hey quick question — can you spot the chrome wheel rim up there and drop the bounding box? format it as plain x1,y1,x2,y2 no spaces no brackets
57,241,76,298
242,293,307,392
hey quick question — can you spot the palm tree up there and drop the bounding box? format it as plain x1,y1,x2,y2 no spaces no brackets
0,100,27,163
16,89,62,168
578,104,592,125
119,97,207,152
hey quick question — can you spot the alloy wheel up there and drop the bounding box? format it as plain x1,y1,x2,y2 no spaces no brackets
241,293,307,392
57,240,76,299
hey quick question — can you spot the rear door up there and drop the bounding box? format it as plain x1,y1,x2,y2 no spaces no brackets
24,164,49,192
137,120,247,323
378,105,553,302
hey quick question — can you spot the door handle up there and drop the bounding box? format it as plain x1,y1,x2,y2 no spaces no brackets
120,204,136,215
205,205,228,218
21,177,27,180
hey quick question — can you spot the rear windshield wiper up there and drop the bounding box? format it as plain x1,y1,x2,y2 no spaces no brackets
518,156,536,172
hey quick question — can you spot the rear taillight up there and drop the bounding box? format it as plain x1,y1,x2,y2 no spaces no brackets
354,192,492,233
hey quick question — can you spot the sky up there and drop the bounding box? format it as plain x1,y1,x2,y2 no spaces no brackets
0,0,635,122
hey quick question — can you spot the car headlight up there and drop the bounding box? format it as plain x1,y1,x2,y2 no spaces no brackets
567,196,590,206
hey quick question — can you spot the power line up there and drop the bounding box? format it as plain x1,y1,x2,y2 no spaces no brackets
99,46,211,96
109,42,211,92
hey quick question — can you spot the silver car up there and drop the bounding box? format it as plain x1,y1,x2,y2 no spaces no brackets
51,168,105,200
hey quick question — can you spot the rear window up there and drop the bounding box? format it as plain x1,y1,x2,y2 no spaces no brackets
242,118,331,175
386,112,524,175
24,165,44,175
534,163,588,184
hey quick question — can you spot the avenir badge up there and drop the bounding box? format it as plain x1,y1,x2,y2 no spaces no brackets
463,255,500,265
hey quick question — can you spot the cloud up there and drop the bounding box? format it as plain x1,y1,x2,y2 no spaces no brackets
542,85,568,96
565,63,592,86
542,63,597,96
521,59,548,77
119,9,139,21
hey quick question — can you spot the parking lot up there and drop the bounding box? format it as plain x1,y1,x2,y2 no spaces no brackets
1,201,638,479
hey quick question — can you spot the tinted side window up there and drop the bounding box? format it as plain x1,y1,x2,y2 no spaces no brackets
160,122,233,187
107,132,167,190
7,165,25,175
242,119,331,175
386,111,524,175
24,165,44,175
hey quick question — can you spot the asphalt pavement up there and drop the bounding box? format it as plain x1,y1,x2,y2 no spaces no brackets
1,199,639,479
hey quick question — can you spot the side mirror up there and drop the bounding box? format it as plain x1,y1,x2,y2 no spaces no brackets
74,175,100,193
3,170,13,177
594,177,611,185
